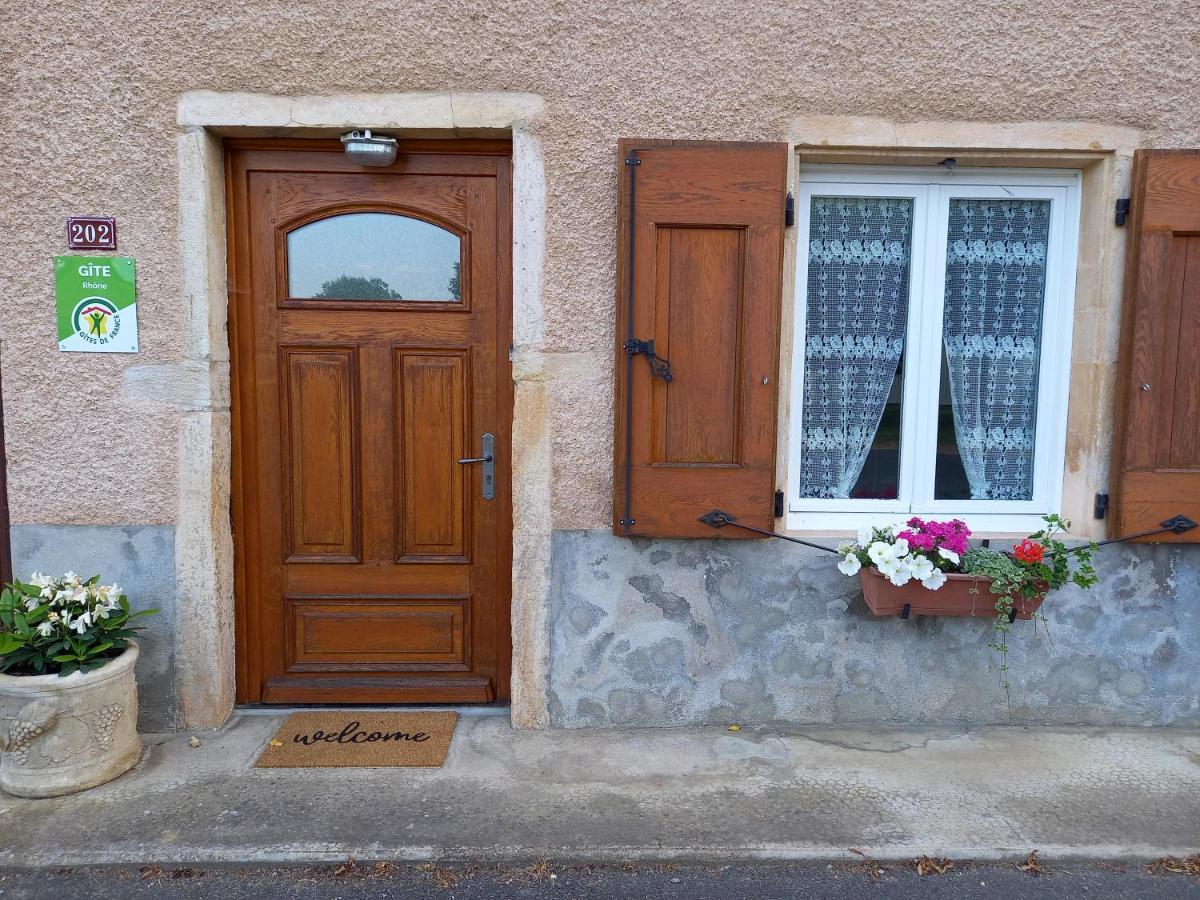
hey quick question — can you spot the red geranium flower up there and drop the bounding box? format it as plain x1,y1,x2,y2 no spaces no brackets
1013,539,1045,564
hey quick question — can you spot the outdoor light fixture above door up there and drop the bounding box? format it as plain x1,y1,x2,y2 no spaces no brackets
340,129,398,167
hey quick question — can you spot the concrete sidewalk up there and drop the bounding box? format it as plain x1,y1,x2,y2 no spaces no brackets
1,712,1198,867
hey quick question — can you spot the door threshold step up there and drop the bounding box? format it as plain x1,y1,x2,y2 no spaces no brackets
235,704,510,718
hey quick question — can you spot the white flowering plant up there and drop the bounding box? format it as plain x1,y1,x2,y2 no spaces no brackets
835,517,972,590
0,572,157,676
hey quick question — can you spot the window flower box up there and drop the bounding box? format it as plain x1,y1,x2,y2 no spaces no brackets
858,567,1046,619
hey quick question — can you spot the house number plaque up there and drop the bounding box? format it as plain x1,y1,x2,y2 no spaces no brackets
66,216,117,250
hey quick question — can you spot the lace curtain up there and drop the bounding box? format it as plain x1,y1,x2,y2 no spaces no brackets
942,199,1050,500
799,197,913,498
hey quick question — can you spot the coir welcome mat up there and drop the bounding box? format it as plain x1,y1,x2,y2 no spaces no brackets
254,711,458,768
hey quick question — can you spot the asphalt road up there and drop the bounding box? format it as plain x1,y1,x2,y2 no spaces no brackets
0,861,1196,899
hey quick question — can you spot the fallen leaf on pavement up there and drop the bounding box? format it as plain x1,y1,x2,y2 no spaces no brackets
1019,850,1044,875
914,855,954,875
1147,854,1200,876
849,848,883,880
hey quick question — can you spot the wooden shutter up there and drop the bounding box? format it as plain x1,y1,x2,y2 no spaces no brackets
613,139,787,538
1110,150,1200,540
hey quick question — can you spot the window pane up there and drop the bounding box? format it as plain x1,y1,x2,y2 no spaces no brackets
936,198,1050,500
799,197,914,499
286,213,461,301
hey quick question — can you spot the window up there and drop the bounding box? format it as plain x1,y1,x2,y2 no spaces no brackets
786,167,1081,532
286,212,462,301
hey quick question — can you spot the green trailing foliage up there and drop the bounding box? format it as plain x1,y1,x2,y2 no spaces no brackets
963,514,1098,704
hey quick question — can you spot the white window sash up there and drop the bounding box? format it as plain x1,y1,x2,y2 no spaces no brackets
787,181,928,514
786,167,1081,533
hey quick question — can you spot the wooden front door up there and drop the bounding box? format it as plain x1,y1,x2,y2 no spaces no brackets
227,140,512,704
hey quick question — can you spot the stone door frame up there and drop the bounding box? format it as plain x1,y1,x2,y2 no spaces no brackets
174,92,551,728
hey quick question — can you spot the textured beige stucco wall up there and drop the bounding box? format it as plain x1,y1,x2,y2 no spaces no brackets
2,1,1199,528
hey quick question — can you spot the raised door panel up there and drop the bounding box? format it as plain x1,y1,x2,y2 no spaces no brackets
652,225,744,466
1166,236,1200,468
285,597,469,671
281,347,360,562
1122,230,1175,472
396,350,469,561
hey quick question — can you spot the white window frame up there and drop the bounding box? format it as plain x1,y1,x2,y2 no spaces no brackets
786,165,1082,534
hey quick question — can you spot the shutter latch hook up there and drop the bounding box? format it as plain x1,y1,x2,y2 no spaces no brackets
624,339,673,382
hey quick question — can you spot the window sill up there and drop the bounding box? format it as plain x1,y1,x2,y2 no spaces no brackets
785,510,1063,538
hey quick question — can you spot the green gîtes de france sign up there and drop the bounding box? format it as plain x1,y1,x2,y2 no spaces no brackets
54,256,138,353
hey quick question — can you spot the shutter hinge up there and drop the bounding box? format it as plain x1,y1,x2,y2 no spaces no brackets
785,192,795,228
1115,198,1131,227
774,489,784,518
624,156,641,167
624,338,673,381
1094,492,1110,520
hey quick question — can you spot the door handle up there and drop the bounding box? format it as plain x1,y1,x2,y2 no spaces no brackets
457,432,495,500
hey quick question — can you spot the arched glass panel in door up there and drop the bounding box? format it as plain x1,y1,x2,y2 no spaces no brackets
286,212,462,301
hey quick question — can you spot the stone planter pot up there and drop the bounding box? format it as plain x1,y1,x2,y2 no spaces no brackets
859,568,1046,619
0,643,142,798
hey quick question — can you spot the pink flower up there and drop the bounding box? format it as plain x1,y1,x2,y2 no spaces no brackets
898,517,971,558
943,534,970,555
898,530,936,551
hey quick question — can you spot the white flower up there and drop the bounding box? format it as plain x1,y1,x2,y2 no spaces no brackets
906,555,935,580
937,547,960,565
835,541,855,556
36,621,54,637
93,604,111,620
876,555,910,586
921,569,948,590
883,561,912,587
856,526,874,546
892,537,910,557
54,589,72,606
62,571,78,584
867,541,895,566
24,595,41,611
29,572,51,588
70,610,91,634
47,611,60,623
837,553,862,576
